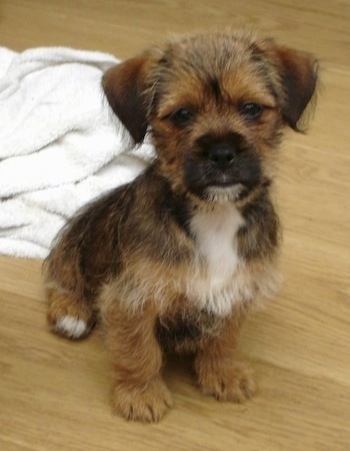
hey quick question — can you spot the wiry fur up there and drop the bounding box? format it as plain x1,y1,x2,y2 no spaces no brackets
44,30,317,422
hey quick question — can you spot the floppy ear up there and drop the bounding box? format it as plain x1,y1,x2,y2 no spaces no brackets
264,42,318,131
102,55,150,144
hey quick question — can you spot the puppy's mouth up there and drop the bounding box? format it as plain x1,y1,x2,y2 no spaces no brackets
185,167,257,203
206,171,235,187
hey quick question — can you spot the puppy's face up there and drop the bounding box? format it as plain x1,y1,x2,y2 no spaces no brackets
103,32,317,203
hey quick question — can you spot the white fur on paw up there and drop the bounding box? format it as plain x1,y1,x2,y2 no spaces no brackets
55,316,88,339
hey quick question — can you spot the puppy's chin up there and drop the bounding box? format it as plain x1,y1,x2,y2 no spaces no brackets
201,184,245,204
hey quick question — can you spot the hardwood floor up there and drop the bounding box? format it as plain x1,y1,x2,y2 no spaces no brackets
1,1,349,449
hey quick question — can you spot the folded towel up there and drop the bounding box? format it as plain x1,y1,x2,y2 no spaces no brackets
0,47,154,258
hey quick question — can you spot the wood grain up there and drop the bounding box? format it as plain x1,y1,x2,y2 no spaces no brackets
1,1,349,449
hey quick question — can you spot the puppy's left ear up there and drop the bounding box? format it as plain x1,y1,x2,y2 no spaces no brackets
102,55,152,144
264,42,318,131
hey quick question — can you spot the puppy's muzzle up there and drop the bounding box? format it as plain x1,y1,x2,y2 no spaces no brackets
184,132,262,201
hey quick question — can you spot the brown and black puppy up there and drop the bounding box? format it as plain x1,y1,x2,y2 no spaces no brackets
44,31,317,422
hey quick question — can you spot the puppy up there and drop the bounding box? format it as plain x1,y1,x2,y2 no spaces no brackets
44,31,317,422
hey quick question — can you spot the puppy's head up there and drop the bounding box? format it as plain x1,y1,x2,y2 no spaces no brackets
103,31,318,203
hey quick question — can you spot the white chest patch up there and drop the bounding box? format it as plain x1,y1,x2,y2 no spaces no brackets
188,203,246,316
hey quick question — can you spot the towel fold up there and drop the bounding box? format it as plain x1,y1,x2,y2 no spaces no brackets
0,46,154,258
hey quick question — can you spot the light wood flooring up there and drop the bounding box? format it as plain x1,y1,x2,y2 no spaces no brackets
1,1,349,450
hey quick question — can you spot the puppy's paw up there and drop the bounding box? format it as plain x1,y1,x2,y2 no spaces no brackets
196,359,256,403
51,315,90,339
112,377,173,422
47,290,95,339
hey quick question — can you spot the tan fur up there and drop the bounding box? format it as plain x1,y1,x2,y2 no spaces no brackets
44,31,317,422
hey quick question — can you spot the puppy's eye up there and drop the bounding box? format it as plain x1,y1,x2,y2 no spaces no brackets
169,108,195,126
240,103,263,120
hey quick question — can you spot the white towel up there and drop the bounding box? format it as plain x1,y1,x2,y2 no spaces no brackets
0,47,154,259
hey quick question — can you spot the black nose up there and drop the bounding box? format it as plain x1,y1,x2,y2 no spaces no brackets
207,145,236,167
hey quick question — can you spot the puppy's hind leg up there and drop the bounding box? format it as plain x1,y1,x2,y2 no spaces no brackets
46,284,96,340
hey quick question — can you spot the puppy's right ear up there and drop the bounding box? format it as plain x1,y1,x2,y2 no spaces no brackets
102,55,151,144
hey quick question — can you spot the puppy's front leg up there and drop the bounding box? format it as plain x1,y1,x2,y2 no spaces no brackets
195,307,256,403
103,302,173,422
